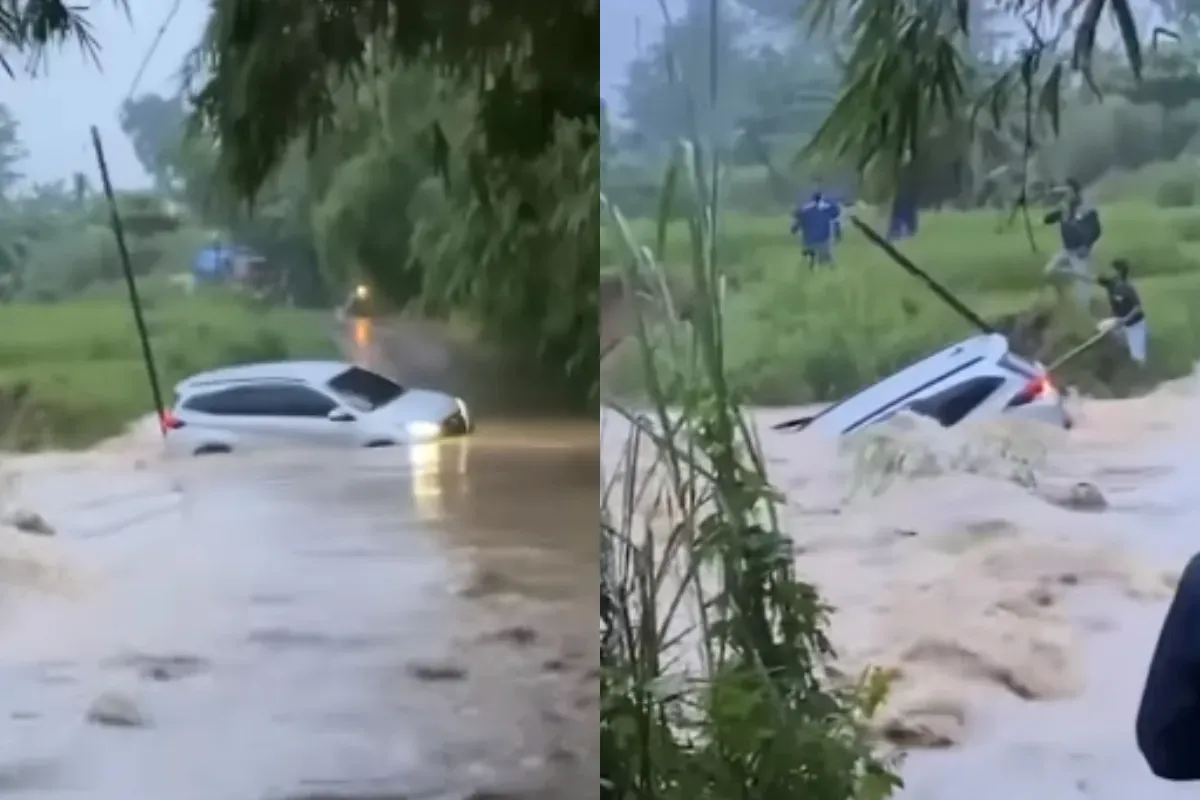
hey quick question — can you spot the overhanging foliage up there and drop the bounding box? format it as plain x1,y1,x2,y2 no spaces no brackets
189,0,599,199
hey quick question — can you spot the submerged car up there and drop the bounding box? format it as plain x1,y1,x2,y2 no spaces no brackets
162,360,472,456
774,333,1071,436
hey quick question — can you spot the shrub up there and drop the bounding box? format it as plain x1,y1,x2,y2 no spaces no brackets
1171,214,1200,243
1155,177,1198,208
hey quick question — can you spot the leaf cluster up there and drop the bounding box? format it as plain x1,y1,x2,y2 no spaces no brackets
0,0,127,77
804,0,1146,191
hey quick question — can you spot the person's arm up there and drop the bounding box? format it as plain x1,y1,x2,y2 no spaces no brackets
1124,284,1144,321
1137,552,1200,780
790,208,802,235
1043,208,1063,225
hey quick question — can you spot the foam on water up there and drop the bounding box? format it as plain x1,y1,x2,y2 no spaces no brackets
601,375,1200,796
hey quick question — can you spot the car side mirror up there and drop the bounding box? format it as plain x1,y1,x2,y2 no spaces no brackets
327,408,356,422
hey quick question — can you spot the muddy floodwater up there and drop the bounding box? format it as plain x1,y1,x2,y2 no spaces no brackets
0,320,597,800
601,374,1200,799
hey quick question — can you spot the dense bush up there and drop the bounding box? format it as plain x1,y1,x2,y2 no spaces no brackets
602,201,1200,404
0,293,335,449
1155,177,1199,208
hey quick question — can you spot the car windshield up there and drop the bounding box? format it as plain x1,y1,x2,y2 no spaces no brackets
326,367,406,412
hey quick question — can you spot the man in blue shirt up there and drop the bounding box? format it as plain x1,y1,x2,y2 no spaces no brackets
1043,178,1102,306
790,191,840,269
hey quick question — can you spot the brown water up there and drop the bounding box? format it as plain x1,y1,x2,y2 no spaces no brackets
0,319,598,799
601,374,1200,798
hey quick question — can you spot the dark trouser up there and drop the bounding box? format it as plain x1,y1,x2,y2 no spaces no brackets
802,240,833,270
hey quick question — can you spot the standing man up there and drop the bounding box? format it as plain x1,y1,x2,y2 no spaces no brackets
790,189,838,269
888,183,919,242
1097,259,1147,365
1043,178,1102,307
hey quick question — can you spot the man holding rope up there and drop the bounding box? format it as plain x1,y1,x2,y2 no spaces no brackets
1096,259,1147,365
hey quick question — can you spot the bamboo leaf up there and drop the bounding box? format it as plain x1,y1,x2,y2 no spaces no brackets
1108,0,1143,79
1039,63,1063,135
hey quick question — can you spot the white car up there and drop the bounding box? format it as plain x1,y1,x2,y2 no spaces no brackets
775,333,1072,436
161,360,472,456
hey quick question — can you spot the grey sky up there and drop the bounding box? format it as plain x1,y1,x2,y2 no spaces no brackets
602,0,673,112
7,0,207,189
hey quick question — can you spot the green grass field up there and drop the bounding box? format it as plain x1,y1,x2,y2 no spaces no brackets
0,288,337,450
602,201,1200,403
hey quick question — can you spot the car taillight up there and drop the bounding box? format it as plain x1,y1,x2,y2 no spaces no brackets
160,410,185,431
1007,375,1054,408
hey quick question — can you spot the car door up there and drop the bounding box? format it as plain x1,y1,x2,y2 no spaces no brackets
240,383,359,448
180,385,277,448
186,383,351,449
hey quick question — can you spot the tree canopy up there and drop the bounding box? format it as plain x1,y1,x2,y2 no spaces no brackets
189,0,599,199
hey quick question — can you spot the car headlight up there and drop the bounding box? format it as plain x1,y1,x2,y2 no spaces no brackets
405,420,442,441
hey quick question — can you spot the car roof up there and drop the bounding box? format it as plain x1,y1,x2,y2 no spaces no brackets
174,360,355,395
804,333,1013,436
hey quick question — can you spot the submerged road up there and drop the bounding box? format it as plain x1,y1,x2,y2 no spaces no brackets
0,318,598,799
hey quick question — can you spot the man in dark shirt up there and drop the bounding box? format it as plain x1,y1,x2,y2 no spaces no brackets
1097,259,1146,365
1137,553,1200,780
1044,178,1102,306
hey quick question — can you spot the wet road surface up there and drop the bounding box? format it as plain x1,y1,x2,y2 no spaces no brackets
0,319,598,799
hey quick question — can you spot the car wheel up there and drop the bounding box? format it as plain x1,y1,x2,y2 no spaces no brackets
365,440,395,448
193,444,232,456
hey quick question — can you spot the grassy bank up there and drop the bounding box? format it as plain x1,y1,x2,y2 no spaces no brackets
602,200,1200,403
0,290,336,450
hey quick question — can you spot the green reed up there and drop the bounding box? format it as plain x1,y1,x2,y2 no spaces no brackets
599,3,901,797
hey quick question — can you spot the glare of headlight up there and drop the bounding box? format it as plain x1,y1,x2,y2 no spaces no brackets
406,420,442,441
409,441,443,520
354,284,369,300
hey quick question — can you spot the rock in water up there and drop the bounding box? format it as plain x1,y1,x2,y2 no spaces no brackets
1038,481,1108,512
2,509,54,536
86,692,149,728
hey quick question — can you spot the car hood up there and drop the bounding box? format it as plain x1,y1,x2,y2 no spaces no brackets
374,389,458,423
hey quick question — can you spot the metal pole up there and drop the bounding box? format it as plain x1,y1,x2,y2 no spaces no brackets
849,214,997,334
90,126,168,435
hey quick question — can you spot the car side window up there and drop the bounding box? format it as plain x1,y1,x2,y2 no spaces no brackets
259,385,337,417
183,384,336,417
909,376,1005,427
183,386,260,415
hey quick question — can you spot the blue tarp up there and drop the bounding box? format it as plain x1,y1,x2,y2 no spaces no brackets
191,244,263,282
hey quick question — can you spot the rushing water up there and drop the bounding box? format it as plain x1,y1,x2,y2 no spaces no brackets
601,373,1200,798
0,319,598,799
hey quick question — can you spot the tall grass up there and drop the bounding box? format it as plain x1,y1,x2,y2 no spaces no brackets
598,3,899,795
603,201,1200,404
